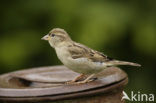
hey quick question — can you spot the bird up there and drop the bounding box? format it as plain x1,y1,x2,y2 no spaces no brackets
42,28,141,84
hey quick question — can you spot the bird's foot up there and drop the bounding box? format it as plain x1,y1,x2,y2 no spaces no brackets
75,78,95,84
65,81,77,84
65,74,85,84
65,74,96,85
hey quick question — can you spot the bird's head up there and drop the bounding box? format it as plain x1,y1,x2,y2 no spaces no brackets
42,28,72,48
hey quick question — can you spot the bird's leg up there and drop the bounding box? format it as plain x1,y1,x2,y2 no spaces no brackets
71,74,85,82
66,74,85,84
76,74,95,84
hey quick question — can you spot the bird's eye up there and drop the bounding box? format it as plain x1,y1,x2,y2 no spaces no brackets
51,34,55,37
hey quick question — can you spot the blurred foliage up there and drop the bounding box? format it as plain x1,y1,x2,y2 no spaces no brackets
0,0,156,100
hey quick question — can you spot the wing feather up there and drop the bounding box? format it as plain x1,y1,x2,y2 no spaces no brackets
68,42,112,62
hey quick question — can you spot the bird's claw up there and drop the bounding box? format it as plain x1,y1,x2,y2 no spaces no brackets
65,78,95,85
65,81,77,84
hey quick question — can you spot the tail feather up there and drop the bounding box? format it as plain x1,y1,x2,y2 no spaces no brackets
106,60,141,67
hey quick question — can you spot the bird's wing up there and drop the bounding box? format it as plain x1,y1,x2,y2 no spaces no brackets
68,42,113,62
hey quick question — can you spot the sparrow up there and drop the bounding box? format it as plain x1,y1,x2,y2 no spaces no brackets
42,28,141,84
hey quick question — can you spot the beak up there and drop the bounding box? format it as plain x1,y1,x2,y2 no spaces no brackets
41,35,50,40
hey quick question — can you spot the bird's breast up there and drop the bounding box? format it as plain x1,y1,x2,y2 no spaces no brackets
55,47,71,64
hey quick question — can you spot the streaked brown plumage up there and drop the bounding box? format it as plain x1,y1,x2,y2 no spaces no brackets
42,28,141,84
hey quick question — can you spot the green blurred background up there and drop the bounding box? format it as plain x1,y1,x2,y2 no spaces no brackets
0,0,155,101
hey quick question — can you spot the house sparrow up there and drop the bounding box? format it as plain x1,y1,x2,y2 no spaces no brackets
42,28,141,84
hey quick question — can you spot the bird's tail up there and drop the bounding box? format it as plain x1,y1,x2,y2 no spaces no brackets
106,60,141,67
